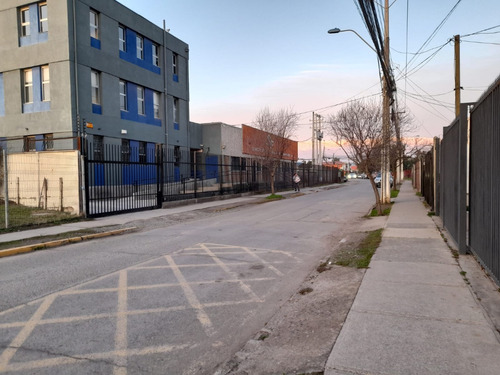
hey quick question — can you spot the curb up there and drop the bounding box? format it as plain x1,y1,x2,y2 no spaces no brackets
0,227,136,258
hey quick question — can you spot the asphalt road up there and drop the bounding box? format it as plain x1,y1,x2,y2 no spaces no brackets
0,180,374,375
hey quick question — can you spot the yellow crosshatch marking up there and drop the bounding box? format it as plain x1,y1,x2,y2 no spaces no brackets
0,243,299,374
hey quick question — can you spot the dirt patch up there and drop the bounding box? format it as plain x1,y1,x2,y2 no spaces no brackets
214,231,376,375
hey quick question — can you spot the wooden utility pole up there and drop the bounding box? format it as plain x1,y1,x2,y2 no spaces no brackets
381,0,391,204
454,35,461,117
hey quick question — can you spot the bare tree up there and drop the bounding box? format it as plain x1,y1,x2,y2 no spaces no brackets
391,109,415,185
327,99,385,214
253,107,299,195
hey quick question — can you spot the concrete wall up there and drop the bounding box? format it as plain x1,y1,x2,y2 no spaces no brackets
201,123,243,157
5,150,81,214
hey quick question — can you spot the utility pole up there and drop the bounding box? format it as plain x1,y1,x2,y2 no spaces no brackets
381,0,391,204
454,34,461,117
312,112,316,165
311,113,323,165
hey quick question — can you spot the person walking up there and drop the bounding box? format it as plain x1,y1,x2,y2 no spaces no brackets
293,172,301,192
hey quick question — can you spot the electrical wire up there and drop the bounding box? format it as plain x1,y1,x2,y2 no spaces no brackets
402,0,462,75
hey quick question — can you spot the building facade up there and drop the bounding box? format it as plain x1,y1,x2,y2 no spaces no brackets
0,0,191,158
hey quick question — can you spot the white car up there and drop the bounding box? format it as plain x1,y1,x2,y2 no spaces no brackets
374,173,393,188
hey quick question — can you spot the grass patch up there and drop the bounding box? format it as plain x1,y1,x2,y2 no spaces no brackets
427,211,436,216
333,229,382,268
0,203,84,233
369,205,392,217
391,189,399,198
265,194,283,200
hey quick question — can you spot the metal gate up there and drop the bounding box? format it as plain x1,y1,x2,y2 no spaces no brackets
84,141,161,218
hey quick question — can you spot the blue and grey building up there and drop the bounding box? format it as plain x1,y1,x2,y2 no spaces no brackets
0,0,196,158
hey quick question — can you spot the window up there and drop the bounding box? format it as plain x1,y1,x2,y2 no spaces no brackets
153,91,160,119
23,69,33,104
118,26,126,51
41,65,49,101
89,10,98,39
231,157,242,171
20,7,30,37
43,133,53,150
173,97,179,123
23,136,36,152
172,53,178,75
137,86,144,115
136,35,143,59
119,80,127,111
139,142,146,163
91,70,100,105
121,139,130,162
39,3,48,33
152,44,159,67
174,145,181,167
93,135,104,161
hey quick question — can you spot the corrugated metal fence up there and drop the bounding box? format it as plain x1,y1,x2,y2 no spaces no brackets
469,78,500,284
419,76,500,285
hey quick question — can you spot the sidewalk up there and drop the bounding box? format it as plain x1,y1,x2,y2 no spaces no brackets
0,195,263,251
325,182,500,375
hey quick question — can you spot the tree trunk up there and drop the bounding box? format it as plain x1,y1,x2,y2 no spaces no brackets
270,168,276,195
367,174,382,215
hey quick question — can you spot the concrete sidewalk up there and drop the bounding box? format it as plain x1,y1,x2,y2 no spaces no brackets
325,182,500,375
0,195,262,244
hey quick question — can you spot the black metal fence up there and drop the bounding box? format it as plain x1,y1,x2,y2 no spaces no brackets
418,81,500,285
84,142,341,217
469,78,500,285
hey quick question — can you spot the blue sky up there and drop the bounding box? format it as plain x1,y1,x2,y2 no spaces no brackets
118,0,500,159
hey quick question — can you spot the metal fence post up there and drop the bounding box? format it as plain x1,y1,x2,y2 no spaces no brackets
3,150,8,229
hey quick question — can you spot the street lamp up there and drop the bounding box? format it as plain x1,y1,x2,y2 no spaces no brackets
327,28,377,53
328,26,392,204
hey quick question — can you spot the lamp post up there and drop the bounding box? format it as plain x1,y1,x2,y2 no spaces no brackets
327,28,377,53
328,23,392,204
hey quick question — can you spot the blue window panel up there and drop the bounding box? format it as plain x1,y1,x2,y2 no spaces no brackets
174,166,180,182
123,140,156,186
173,74,179,82
120,83,161,126
23,101,50,113
206,155,219,181
19,4,48,47
119,29,160,75
23,67,50,113
146,143,156,162
94,164,105,186
0,73,4,117
174,122,180,130
35,134,44,151
90,37,101,49
92,104,102,114
129,140,139,162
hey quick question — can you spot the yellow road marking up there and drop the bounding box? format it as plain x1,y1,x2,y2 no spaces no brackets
165,255,216,337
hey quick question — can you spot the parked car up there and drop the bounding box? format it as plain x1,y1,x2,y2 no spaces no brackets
358,173,368,179
374,172,393,188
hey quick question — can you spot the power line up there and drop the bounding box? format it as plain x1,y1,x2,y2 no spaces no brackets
402,0,462,75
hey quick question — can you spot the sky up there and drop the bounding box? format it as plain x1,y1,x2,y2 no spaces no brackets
117,0,500,160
